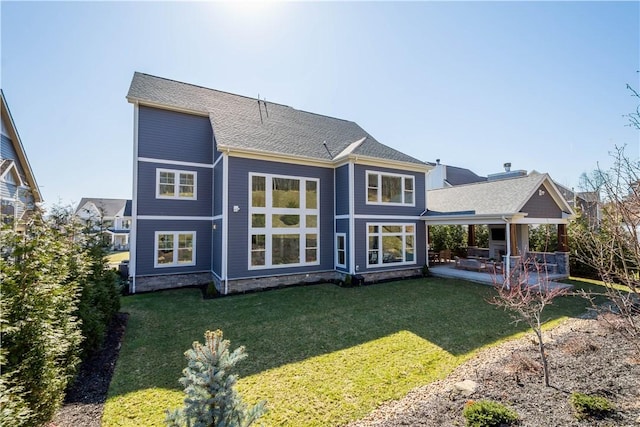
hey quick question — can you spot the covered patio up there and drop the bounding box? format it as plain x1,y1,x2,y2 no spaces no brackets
423,173,575,286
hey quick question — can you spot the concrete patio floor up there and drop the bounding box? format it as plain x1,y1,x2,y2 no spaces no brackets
428,263,573,291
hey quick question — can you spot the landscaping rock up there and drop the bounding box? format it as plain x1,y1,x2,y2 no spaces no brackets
452,379,479,396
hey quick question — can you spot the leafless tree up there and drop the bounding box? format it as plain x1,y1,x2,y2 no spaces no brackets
569,84,640,354
490,264,568,387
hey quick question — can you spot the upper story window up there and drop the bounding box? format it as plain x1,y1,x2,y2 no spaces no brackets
156,168,197,200
121,219,132,230
155,231,196,268
249,173,320,269
366,171,414,206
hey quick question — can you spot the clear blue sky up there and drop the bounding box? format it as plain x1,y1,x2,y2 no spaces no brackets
2,1,639,208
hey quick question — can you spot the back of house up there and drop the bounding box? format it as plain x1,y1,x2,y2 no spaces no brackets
126,72,431,294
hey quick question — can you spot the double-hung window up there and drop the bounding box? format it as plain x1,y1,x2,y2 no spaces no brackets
156,168,197,200
367,224,415,267
155,231,196,267
336,233,346,268
366,171,414,205
249,173,320,269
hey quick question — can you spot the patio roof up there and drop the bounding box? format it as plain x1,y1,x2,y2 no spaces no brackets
423,173,574,225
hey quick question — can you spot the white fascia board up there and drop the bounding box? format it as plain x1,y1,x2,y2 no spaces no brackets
349,154,431,173
126,97,210,117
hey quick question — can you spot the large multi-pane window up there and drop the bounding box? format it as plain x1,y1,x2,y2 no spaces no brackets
367,224,415,267
366,171,414,205
155,231,196,267
156,168,197,199
249,173,319,269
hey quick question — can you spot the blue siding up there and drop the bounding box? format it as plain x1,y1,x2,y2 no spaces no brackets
1,134,36,218
213,161,223,216
520,185,563,218
1,134,27,181
136,161,213,217
212,218,222,276
135,219,212,276
226,156,334,279
335,165,349,215
354,219,426,273
138,106,213,164
354,164,425,216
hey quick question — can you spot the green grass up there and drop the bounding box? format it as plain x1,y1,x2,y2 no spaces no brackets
106,251,129,268
103,277,603,427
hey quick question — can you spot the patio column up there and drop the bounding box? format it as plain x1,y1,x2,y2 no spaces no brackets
510,223,518,255
557,223,568,252
467,225,476,247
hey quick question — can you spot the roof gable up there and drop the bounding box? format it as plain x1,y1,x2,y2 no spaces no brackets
75,198,130,218
128,72,426,167
1,90,42,202
427,173,574,218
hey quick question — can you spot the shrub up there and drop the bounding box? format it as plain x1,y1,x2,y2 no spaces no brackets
463,400,519,427
570,392,615,420
166,330,266,427
0,217,85,426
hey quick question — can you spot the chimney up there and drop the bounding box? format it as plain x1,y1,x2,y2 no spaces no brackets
504,162,511,172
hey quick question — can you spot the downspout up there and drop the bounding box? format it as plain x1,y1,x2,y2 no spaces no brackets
222,149,229,295
348,160,356,275
130,103,139,294
503,215,511,287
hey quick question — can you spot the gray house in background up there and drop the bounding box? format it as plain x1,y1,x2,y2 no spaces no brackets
1,90,41,230
75,198,132,250
127,72,431,294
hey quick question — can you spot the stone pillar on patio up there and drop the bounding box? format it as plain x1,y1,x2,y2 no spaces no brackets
555,251,569,275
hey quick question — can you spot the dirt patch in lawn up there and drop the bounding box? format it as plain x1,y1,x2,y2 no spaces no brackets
348,314,640,427
50,313,128,427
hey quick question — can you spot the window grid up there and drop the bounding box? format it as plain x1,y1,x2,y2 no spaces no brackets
155,231,196,268
365,171,415,206
249,173,320,269
156,168,197,200
366,223,416,268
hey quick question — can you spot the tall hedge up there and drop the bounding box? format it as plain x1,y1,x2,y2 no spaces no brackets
0,207,122,426
0,216,85,426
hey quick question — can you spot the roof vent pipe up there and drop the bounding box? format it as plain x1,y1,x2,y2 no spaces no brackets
436,159,441,165
504,162,511,172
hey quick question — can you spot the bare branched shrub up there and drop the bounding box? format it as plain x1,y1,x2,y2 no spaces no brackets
490,262,568,387
570,141,640,353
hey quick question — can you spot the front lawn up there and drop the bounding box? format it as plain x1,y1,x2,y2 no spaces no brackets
103,278,600,426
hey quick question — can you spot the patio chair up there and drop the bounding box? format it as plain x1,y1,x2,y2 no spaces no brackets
439,249,451,263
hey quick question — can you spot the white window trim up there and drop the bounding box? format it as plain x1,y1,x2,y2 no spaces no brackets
248,172,320,270
336,232,347,269
154,231,197,268
365,170,415,207
155,168,197,200
366,223,417,268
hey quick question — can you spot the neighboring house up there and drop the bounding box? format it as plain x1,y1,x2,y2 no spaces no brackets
1,90,42,230
127,72,431,294
426,159,487,189
553,181,601,227
75,198,132,250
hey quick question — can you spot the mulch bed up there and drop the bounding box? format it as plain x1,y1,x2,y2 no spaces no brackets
348,314,640,427
50,313,128,427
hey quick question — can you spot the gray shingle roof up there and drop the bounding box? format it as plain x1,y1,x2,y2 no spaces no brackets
444,165,487,186
426,173,550,215
75,198,130,218
127,72,425,165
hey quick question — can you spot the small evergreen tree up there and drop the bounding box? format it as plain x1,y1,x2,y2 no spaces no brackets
166,330,266,427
